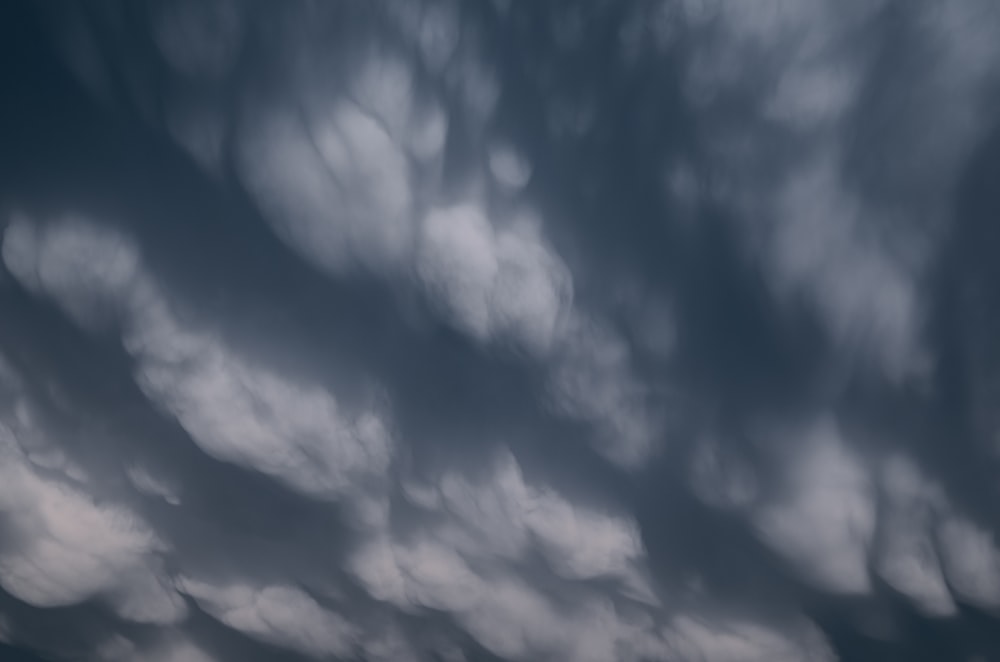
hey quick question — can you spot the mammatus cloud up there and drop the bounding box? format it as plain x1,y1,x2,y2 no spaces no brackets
98,633,218,662
353,448,831,661
873,456,955,618
4,216,395,507
417,205,572,355
1,214,824,660
681,0,1000,384
937,515,1000,611
752,419,877,595
0,413,184,625
2,0,1000,660
178,579,357,659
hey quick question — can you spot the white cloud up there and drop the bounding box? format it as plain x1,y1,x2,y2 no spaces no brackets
489,143,532,190
237,98,414,276
679,0,1000,384
351,449,683,660
549,313,662,467
98,633,217,662
4,399,86,482
689,435,758,511
753,419,875,594
457,577,618,662
0,350,185,627
235,42,464,280
874,456,955,617
126,294,394,502
3,214,141,332
179,578,357,659
353,536,486,613
770,154,926,381
936,515,1000,610
164,92,227,176
0,422,185,624
310,101,415,270
127,464,182,506
384,0,461,76
417,204,499,340
417,205,572,355
351,537,635,662
524,484,645,585
665,614,836,662
150,0,243,79
346,48,418,141
4,216,394,506
424,450,648,589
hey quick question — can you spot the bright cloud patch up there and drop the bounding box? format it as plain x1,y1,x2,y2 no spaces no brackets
0,422,184,624
3,217,394,504
179,579,357,659
417,204,571,355
873,456,955,617
753,420,876,594
126,296,394,501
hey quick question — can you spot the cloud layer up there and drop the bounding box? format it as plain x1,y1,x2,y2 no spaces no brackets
1,1,1000,660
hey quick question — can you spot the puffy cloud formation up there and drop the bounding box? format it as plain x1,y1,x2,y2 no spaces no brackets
753,420,877,595
417,204,571,354
937,515,1000,610
178,579,357,659
126,297,394,503
873,456,955,617
2,215,140,331
0,411,184,625
98,633,217,662
351,449,833,661
681,0,1000,383
1,0,1000,660
4,217,394,504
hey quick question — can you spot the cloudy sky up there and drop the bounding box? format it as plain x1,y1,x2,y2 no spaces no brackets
2,1,1000,660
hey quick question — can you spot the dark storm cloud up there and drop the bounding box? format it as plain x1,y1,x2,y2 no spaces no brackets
2,1,1000,661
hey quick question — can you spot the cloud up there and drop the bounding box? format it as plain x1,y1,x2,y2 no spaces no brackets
456,576,621,662
179,579,357,659
873,456,955,617
548,313,664,467
98,633,217,662
769,154,927,381
753,419,875,594
936,515,1000,610
236,100,414,276
432,450,648,588
235,40,448,278
417,204,572,355
350,449,662,658
414,204,661,466
664,614,835,662
353,447,833,660
680,0,1000,384
488,143,532,190
150,0,243,80
126,464,182,506
0,421,185,625
2,214,141,332
5,1,1000,660
688,434,759,511
126,294,394,502
4,216,395,506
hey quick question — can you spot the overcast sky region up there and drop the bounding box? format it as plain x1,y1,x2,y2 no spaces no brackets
2,1,1000,660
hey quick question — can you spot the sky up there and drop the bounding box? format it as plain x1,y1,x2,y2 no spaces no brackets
1,1,1000,660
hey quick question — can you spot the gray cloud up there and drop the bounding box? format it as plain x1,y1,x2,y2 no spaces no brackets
1,1,1000,660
